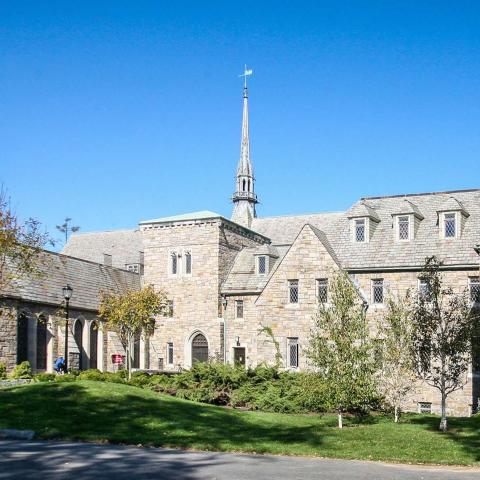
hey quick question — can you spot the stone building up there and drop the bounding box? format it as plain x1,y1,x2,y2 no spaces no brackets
1,79,479,416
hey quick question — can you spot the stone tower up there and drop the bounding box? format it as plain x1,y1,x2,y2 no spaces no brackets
231,68,258,228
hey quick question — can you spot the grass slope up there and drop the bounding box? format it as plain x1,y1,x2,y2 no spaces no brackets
0,380,479,465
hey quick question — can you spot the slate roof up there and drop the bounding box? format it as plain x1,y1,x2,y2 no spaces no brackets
139,210,222,225
62,229,143,269
3,251,141,312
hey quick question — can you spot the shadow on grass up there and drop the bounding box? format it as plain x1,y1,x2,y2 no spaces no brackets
409,414,480,463
0,381,325,454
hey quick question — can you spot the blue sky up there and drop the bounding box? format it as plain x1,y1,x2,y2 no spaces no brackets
1,1,479,246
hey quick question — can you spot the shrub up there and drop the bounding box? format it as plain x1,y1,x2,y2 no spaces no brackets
35,372,56,382
128,371,152,388
55,374,76,382
103,370,127,383
0,362,6,380
10,361,32,379
78,369,106,381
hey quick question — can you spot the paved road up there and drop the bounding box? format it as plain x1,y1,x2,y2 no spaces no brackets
1,440,479,480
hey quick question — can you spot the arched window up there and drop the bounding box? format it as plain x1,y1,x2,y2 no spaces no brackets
242,179,246,192
36,315,48,370
248,179,251,192
74,320,84,370
17,313,29,364
191,333,208,364
132,332,141,369
89,321,98,369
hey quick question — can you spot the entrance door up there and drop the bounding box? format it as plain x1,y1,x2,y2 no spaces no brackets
233,347,246,367
191,333,208,364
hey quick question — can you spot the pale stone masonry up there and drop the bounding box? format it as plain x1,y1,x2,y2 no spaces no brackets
1,80,479,418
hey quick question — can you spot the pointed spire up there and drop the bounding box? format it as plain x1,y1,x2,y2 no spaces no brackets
231,66,258,228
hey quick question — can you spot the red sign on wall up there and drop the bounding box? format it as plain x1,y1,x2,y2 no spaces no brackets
112,354,125,365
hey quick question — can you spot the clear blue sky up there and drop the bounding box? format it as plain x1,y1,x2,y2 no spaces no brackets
1,1,479,246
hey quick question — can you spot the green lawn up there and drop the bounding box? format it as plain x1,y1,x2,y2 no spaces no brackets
0,380,479,466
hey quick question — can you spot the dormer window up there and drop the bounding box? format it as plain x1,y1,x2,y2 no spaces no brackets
398,216,410,241
257,255,267,275
444,213,456,238
355,219,366,242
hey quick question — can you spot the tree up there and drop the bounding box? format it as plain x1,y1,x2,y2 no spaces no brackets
0,188,51,295
411,256,480,432
307,272,377,428
98,285,168,379
56,217,80,244
257,325,282,368
376,294,417,423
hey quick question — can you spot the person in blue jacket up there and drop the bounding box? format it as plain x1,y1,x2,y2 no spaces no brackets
54,357,66,374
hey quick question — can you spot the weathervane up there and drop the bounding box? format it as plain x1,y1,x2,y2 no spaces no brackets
239,64,253,88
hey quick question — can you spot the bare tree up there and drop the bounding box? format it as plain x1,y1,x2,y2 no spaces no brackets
56,217,80,244
411,256,480,432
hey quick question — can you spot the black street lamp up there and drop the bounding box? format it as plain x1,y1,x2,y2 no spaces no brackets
62,284,73,371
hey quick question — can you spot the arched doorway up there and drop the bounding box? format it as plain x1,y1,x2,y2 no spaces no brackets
36,315,47,370
89,321,98,369
74,320,84,370
191,333,208,364
17,313,29,364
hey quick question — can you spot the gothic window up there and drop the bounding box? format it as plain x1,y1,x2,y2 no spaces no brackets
470,277,480,303
444,213,456,238
17,313,29,364
235,300,244,319
90,321,98,369
248,179,251,192
191,333,208,364
372,279,384,304
185,251,192,275
242,179,246,192
287,337,299,368
36,315,47,371
74,320,84,370
288,280,299,304
257,255,267,275
317,279,328,303
170,252,178,275
355,219,366,242
398,216,410,241
167,342,174,366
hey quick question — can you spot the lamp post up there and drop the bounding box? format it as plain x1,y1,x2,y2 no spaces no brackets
62,284,73,371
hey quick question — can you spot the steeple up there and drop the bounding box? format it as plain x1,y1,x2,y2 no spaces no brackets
232,66,258,228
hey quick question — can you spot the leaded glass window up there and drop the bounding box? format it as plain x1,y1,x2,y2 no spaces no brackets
398,216,409,240
355,218,366,242
470,277,480,303
235,300,244,319
419,279,430,300
317,279,328,303
288,280,299,303
444,213,456,238
258,255,267,275
372,279,384,304
185,251,192,274
171,252,178,274
288,338,299,368
418,402,432,414
167,342,174,365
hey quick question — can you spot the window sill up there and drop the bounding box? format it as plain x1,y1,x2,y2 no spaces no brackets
285,303,300,309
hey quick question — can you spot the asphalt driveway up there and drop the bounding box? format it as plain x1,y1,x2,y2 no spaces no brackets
0,440,479,480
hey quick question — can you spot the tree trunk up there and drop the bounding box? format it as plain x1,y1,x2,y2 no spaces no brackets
338,410,343,429
439,392,448,432
126,334,132,381
394,405,399,423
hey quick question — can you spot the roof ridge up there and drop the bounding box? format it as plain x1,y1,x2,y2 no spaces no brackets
362,188,480,201
254,210,345,220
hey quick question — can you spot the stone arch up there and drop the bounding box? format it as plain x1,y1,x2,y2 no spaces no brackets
191,332,209,365
16,309,32,365
73,317,85,370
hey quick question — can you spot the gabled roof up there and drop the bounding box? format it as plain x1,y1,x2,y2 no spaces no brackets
346,201,381,222
437,196,469,217
309,225,341,267
391,199,424,220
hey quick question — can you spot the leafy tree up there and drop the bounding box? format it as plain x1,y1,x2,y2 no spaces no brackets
411,256,480,432
376,294,417,423
0,188,52,295
307,271,377,428
56,217,80,243
99,285,168,379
